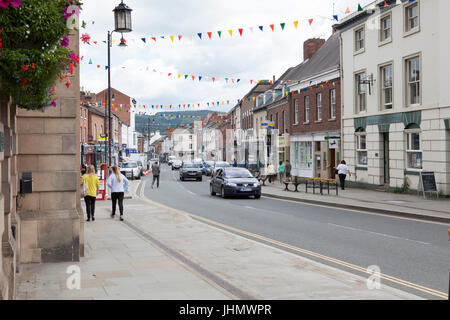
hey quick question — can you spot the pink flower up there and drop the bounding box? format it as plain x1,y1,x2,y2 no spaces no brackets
0,0,11,9
10,0,21,8
0,0,20,8
60,36,69,47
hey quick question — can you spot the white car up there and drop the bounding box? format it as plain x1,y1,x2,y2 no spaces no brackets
120,161,141,180
168,156,176,166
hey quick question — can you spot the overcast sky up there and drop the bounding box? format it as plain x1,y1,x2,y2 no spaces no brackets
79,0,371,114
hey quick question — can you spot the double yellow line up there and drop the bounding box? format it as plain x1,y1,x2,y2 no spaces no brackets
138,179,448,300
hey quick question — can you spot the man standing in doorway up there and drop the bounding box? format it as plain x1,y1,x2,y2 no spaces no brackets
151,161,160,188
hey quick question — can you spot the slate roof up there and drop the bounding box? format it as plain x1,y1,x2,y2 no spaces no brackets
284,31,340,82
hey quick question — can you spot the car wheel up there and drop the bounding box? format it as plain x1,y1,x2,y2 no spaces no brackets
255,194,261,199
180,176,184,181
199,177,202,182
221,186,227,199
210,185,216,196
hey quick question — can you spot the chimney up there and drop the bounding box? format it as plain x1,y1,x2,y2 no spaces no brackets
303,38,325,61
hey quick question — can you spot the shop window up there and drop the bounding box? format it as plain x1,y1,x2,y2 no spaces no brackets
356,133,368,166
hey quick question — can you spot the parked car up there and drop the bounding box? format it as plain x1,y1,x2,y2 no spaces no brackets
172,160,182,170
210,167,261,199
180,162,202,181
203,161,215,176
168,155,177,166
212,161,231,176
120,161,141,180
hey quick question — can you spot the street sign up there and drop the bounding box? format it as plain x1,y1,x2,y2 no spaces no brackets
329,139,339,149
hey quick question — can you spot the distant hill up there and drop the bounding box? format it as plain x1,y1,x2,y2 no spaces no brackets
135,110,223,135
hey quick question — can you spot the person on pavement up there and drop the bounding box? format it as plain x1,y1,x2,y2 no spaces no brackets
278,161,285,184
266,163,276,184
336,160,351,190
107,165,129,221
233,159,237,167
285,160,292,182
80,165,99,222
151,161,160,188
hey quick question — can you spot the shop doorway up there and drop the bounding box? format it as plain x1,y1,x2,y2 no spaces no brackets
383,133,390,185
329,148,336,178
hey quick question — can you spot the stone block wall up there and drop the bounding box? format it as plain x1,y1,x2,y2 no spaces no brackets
16,28,83,264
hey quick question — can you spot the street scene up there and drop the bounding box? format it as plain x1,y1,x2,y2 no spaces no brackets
0,0,450,308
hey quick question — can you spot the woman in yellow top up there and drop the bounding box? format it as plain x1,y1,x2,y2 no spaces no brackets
80,165,99,222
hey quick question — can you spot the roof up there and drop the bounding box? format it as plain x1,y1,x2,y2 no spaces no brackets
284,31,340,83
254,68,292,112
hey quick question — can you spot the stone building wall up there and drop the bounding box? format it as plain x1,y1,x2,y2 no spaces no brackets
15,28,83,265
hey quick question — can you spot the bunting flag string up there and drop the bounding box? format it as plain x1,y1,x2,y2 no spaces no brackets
79,80,340,116
80,57,268,85
79,15,342,47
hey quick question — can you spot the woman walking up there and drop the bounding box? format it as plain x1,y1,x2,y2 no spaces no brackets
266,163,276,184
278,161,285,184
80,165,99,222
336,160,351,190
107,165,130,221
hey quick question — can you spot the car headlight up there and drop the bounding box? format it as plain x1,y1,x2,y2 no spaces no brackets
254,182,260,187
226,182,237,187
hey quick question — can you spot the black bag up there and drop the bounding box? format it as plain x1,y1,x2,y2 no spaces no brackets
334,169,339,174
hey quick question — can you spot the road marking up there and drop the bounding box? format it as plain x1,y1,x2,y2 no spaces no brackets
245,206,256,210
328,223,430,245
261,196,450,226
138,177,448,299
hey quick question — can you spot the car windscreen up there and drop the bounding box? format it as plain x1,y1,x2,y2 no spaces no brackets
215,163,230,167
183,163,201,168
122,162,137,168
225,169,254,178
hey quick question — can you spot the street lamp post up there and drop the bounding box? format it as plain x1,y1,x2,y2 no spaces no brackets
105,0,133,170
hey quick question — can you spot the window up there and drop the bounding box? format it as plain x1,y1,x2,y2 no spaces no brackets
84,109,87,119
380,15,391,42
304,96,310,123
84,127,86,143
282,111,286,133
355,73,367,112
316,93,322,121
80,108,83,119
294,100,299,124
405,2,419,32
189,135,193,140
406,56,420,106
275,113,279,129
406,131,422,169
356,134,368,166
94,124,97,141
355,27,365,52
189,144,193,149
330,89,336,119
381,64,393,109
298,142,312,169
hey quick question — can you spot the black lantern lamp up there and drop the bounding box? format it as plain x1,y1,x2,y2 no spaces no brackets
113,1,133,33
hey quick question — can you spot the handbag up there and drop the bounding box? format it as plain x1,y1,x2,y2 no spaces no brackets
334,168,339,175
81,177,88,197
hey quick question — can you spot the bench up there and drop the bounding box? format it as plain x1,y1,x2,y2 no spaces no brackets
258,175,269,186
283,181,301,192
306,178,338,195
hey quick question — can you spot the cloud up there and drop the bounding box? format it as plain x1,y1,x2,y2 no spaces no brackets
80,0,371,113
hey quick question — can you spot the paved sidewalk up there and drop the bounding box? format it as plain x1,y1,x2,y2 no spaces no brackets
261,181,450,223
15,180,423,300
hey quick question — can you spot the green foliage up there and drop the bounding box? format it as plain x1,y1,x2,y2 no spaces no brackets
393,178,410,194
0,0,82,109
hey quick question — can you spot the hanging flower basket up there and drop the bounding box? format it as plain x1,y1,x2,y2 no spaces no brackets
0,0,82,110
